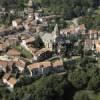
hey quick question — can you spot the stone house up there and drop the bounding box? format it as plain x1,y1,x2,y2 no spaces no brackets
0,43,7,53
27,59,65,77
12,19,23,28
15,60,26,73
27,61,52,77
32,48,52,61
7,49,21,58
2,73,17,88
52,59,64,72
0,60,13,72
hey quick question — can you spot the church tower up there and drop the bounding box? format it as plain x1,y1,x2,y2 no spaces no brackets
52,24,60,42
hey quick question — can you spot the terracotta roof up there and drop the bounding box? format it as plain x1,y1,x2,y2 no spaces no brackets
28,61,51,70
0,60,13,71
40,61,51,68
0,60,8,68
8,77,17,85
0,44,5,50
15,60,26,68
2,73,10,80
28,63,40,70
52,59,63,68
7,49,21,56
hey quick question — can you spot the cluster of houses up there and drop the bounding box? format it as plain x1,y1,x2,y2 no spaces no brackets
1,26,100,89
0,23,66,88
2,58,64,88
0,23,67,89
61,24,100,53
0,0,100,89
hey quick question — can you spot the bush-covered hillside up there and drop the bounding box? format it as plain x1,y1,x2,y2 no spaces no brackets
0,0,99,19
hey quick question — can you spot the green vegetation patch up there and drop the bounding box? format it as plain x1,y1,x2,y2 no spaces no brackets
12,45,33,58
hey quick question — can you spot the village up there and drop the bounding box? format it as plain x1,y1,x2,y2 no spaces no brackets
0,0,100,90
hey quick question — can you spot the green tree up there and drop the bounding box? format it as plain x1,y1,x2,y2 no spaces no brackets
31,74,70,100
87,75,100,91
68,69,88,89
74,90,96,100
80,56,97,68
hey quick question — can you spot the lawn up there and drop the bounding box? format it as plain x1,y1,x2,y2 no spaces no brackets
12,45,33,58
21,48,33,58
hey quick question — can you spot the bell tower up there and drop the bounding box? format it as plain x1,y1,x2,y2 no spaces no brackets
52,24,60,42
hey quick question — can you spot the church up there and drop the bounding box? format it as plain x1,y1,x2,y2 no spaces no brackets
41,24,67,54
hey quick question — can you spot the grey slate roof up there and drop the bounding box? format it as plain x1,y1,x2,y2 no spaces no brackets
41,33,54,43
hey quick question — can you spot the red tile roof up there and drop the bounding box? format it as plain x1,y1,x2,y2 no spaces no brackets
28,61,51,70
52,60,63,68
0,60,8,68
3,73,11,80
15,60,26,68
8,77,17,85
7,49,21,56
